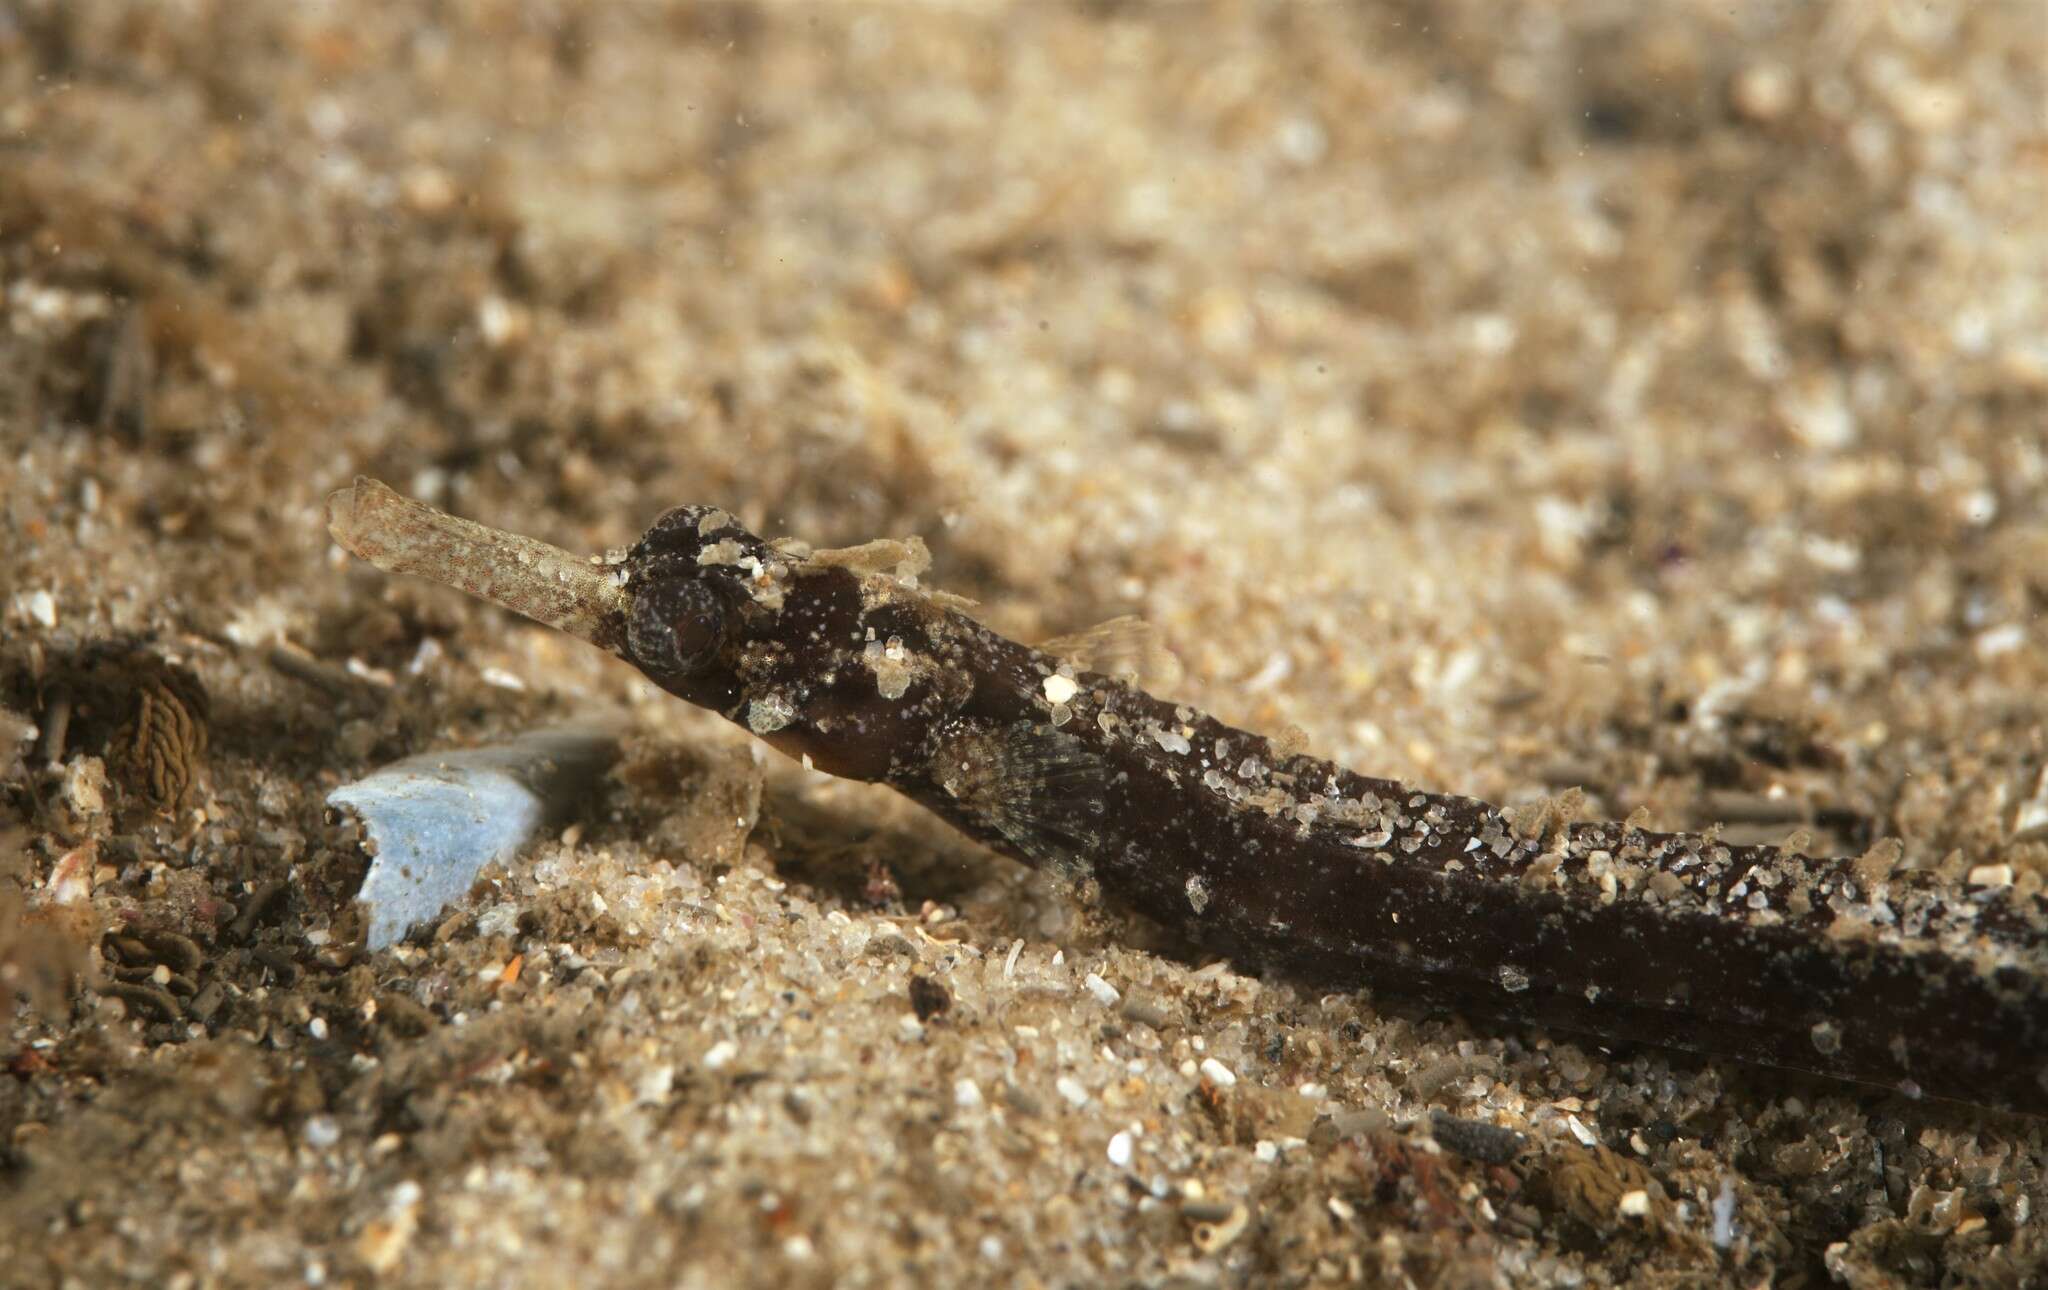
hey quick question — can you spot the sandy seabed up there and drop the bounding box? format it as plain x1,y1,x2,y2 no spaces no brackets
3,2,2047,1286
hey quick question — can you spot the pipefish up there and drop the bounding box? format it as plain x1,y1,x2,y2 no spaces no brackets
328,477,2048,1115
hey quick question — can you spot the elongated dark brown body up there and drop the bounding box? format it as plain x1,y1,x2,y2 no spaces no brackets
620,504,2048,1115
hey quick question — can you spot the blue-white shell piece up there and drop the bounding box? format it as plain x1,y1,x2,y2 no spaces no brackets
329,725,619,950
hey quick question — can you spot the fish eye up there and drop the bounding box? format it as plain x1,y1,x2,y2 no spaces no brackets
628,576,728,678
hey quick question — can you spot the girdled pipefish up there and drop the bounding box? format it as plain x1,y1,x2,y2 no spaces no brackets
328,478,2048,1115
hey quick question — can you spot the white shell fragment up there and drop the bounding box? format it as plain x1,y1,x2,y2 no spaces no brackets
329,724,620,949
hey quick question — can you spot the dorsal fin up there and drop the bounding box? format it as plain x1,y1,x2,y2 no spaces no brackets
1038,615,1184,690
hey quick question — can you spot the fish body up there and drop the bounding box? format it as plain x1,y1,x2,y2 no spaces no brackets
619,503,2048,1115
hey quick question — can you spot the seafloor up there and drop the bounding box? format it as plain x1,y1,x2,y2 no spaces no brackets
3,2,2046,1286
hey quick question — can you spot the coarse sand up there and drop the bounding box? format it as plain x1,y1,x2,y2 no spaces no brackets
4,3,2047,1285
